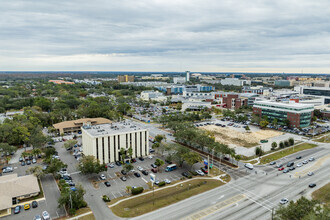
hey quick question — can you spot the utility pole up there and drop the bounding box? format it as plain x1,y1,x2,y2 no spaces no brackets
207,155,210,176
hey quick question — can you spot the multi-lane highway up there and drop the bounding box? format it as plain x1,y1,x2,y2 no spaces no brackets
133,143,329,220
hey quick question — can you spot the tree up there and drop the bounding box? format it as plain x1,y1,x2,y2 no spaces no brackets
245,125,250,132
126,186,132,193
0,143,17,163
78,155,106,175
154,158,165,171
284,140,289,147
63,139,78,150
127,147,133,159
255,146,263,156
119,148,126,163
183,152,202,171
173,145,190,167
58,184,86,215
271,142,277,150
26,165,44,179
123,164,134,173
288,138,294,146
284,119,290,127
279,142,284,148
29,128,48,149
46,158,67,176
274,197,328,220
260,120,269,129
154,134,165,143
272,118,278,127
32,148,42,157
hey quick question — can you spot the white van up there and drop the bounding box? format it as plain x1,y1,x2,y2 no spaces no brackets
244,163,254,170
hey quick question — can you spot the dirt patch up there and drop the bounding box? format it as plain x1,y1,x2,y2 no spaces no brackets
201,125,282,148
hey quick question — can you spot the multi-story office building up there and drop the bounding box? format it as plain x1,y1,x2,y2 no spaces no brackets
294,86,330,104
82,122,149,164
220,78,251,86
242,86,273,95
117,75,135,83
253,101,314,128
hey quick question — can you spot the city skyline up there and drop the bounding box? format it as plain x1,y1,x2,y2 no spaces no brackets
1,0,330,73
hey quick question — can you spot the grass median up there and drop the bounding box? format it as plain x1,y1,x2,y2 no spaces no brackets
260,143,317,164
314,134,330,143
312,183,330,206
110,179,224,217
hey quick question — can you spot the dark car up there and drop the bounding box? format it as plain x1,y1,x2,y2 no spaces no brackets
131,158,137,163
151,168,157,173
26,160,31,165
19,157,23,162
296,156,302,159
14,205,21,214
32,201,38,208
151,164,157,168
21,161,26,166
283,168,290,173
142,170,148,175
62,176,72,181
201,167,208,174
182,172,189,177
309,183,316,188
134,172,141,177
121,170,127,175
139,157,145,161
289,167,295,171
104,181,111,187
66,146,73,151
287,162,294,167
270,161,276,165
115,161,121,166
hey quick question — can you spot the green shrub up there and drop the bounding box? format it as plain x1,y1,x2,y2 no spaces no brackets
158,181,166,187
288,138,294,146
69,208,76,215
188,175,192,179
131,187,144,195
279,142,284,148
284,140,289,147
190,171,198,176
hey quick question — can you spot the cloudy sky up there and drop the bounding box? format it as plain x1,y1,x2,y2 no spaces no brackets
1,0,330,73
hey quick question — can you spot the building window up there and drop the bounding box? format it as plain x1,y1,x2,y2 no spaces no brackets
108,136,110,162
145,131,148,155
126,133,128,149
135,132,137,157
140,132,142,156
118,135,120,150
96,138,99,160
113,136,116,161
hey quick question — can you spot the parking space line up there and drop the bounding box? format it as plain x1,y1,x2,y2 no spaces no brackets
108,174,112,178
110,191,116,198
118,191,123,196
141,177,148,183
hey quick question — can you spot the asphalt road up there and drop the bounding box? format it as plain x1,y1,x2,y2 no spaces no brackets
132,144,329,220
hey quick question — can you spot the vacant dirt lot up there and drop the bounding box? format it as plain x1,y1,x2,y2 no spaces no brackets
201,125,283,148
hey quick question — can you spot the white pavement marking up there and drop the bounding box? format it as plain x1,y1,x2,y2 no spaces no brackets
110,191,116,198
70,171,81,175
118,191,123,196
108,174,112,178
141,177,148,183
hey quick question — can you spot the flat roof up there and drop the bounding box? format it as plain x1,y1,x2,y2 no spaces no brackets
254,100,314,109
82,121,147,137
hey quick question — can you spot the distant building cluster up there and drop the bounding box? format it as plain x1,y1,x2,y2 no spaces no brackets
117,75,135,83
48,80,75,85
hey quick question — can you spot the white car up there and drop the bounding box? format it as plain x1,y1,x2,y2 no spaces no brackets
309,157,315,161
303,160,308,164
296,163,303,167
280,198,289,205
137,166,144,171
42,211,50,220
148,155,153,159
100,174,106,180
108,163,115,168
164,179,171,184
196,170,205,176
307,172,314,176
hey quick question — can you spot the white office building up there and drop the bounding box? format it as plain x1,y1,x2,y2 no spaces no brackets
82,122,149,164
173,77,186,84
140,90,167,102
186,71,190,82
221,78,251,86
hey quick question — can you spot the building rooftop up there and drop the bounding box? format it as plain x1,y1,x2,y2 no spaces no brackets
82,121,147,137
254,100,314,109
0,174,40,210
53,118,112,133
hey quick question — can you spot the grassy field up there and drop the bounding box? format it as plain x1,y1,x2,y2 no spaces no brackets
111,179,224,217
312,183,330,206
78,213,95,220
260,143,317,164
314,134,330,143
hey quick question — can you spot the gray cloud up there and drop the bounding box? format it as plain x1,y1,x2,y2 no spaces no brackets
0,0,329,72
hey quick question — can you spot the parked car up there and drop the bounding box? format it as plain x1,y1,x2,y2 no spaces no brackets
201,167,208,174
142,170,148,175
21,161,26,166
287,162,294,167
276,164,283,168
115,161,121,166
24,203,30,210
108,163,115,168
164,178,171,184
270,161,276,165
151,168,157,173
100,174,106,180
137,166,144,171
309,157,315,161
289,167,295,171
297,163,303,167
42,211,50,220
131,158,137,163
309,183,316,188
148,155,153,159
26,160,31,165
139,157,145,161
120,176,127,181
14,205,21,214
296,156,302,159
196,170,204,176
303,160,308,164
307,172,314,176
151,164,157,168
104,181,111,187
278,167,285,171
182,172,189,177
134,172,141,177
283,168,290,173
32,201,38,208
34,214,42,220
121,170,127,175
32,158,37,164
19,157,23,162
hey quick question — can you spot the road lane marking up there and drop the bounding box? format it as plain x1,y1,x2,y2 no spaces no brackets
181,194,246,220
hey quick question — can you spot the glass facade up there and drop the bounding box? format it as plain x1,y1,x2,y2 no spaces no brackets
303,89,330,97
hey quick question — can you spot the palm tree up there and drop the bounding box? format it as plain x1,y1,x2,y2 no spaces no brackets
26,165,44,179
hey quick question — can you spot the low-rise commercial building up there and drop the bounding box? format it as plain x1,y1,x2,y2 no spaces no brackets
140,91,167,102
53,118,112,135
220,78,251,86
294,86,330,104
82,122,149,164
242,86,273,95
117,75,135,83
253,101,314,128
0,174,40,217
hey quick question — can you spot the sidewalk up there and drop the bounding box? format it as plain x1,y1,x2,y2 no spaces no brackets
9,146,33,164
